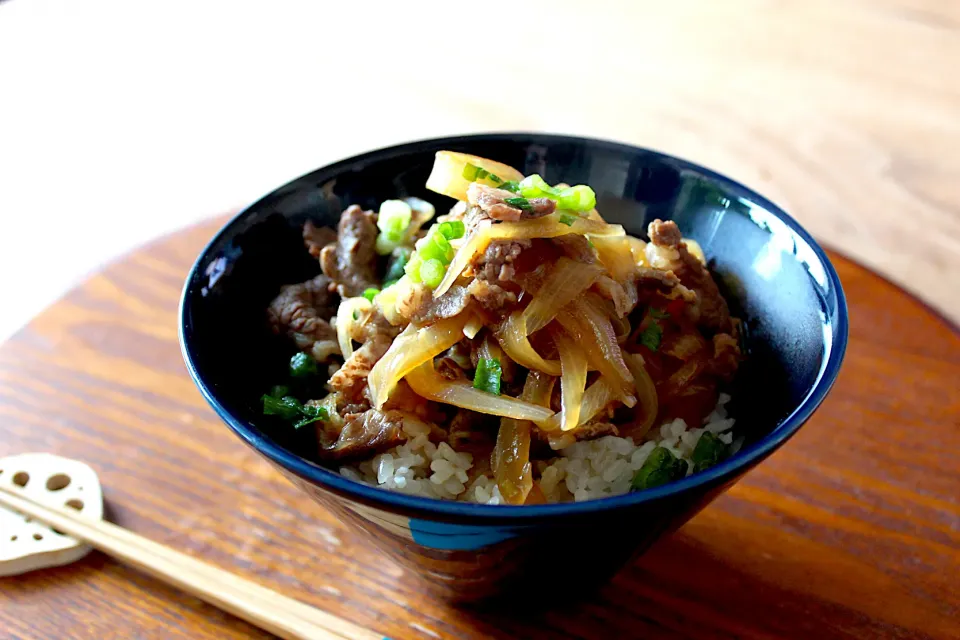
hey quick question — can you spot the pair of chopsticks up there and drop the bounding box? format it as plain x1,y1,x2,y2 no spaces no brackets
0,485,383,640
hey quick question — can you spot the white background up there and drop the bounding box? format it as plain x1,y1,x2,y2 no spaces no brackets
2,0,958,340
1,0,635,340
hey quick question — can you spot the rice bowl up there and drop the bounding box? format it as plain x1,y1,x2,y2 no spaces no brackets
179,133,848,600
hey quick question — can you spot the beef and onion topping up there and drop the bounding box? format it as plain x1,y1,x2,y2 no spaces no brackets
263,151,743,504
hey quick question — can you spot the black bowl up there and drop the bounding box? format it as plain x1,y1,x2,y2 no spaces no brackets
180,133,848,601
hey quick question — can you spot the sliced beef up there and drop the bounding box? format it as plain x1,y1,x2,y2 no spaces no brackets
359,307,402,344
444,339,476,371
406,281,516,326
466,279,516,313
661,331,709,362
649,219,683,247
328,334,391,403
383,380,450,429
635,267,698,307
382,379,433,418
681,254,733,333
339,400,369,420
319,205,379,298
592,275,633,318
267,274,339,361
636,266,680,289
473,238,531,283
647,219,733,333
303,221,337,259
572,421,620,440
552,234,596,264
659,382,720,429
446,410,497,462
707,333,741,381
466,183,556,222
410,285,471,325
327,308,400,404
395,282,432,321
436,356,469,382
316,409,410,461
536,421,620,451
460,204,487,234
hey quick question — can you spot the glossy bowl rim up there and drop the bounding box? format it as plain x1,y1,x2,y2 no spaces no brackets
179,132,849,520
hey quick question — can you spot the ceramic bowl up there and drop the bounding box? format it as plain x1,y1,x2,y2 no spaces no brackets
180,133,848,601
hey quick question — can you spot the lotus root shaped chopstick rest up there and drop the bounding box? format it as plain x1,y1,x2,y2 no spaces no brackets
0,453,103,576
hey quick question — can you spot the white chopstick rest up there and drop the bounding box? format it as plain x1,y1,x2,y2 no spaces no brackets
0,453,103,577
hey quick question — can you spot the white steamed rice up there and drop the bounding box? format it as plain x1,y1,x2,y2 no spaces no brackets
339,394,741,505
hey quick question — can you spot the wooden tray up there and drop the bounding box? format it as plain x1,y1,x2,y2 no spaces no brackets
1,218,957,639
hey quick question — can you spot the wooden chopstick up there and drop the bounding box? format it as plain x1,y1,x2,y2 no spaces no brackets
0,485,383,640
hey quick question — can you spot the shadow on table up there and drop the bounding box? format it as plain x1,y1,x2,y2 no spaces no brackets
5,517,909,639
450,531,895,640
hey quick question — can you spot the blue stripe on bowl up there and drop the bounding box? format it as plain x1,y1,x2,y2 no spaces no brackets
409,519,522,550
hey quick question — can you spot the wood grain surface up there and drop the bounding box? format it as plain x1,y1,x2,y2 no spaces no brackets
0,217,958,640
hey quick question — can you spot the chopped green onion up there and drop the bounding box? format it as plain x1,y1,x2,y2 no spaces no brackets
405,253,424,283
648,308,670,320
639,324,662,352
376,200,413,256
420,258,445,288
462,163,502,184
293,403,329,429
363,288,380,302
381,228,404,242
518,174,560,199
462,163,482,181
437,220,465,240
375,233,400,256
432,231,453,261
473,358,502,395
377,200,412,236
518,176,596,212
418,231,453,264
556,185,597,212
498,180,520,193
263,393,328,429
557,213,577,226
262,394,303,420
292,416,320,429
691,432,727,473
416,238,442,264
384,247,411,283
289,352,318,378
268,384,290,399
504,197,533,211
631,447,688,490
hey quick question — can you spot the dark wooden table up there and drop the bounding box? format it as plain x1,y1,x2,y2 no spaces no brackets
1,218,958,640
